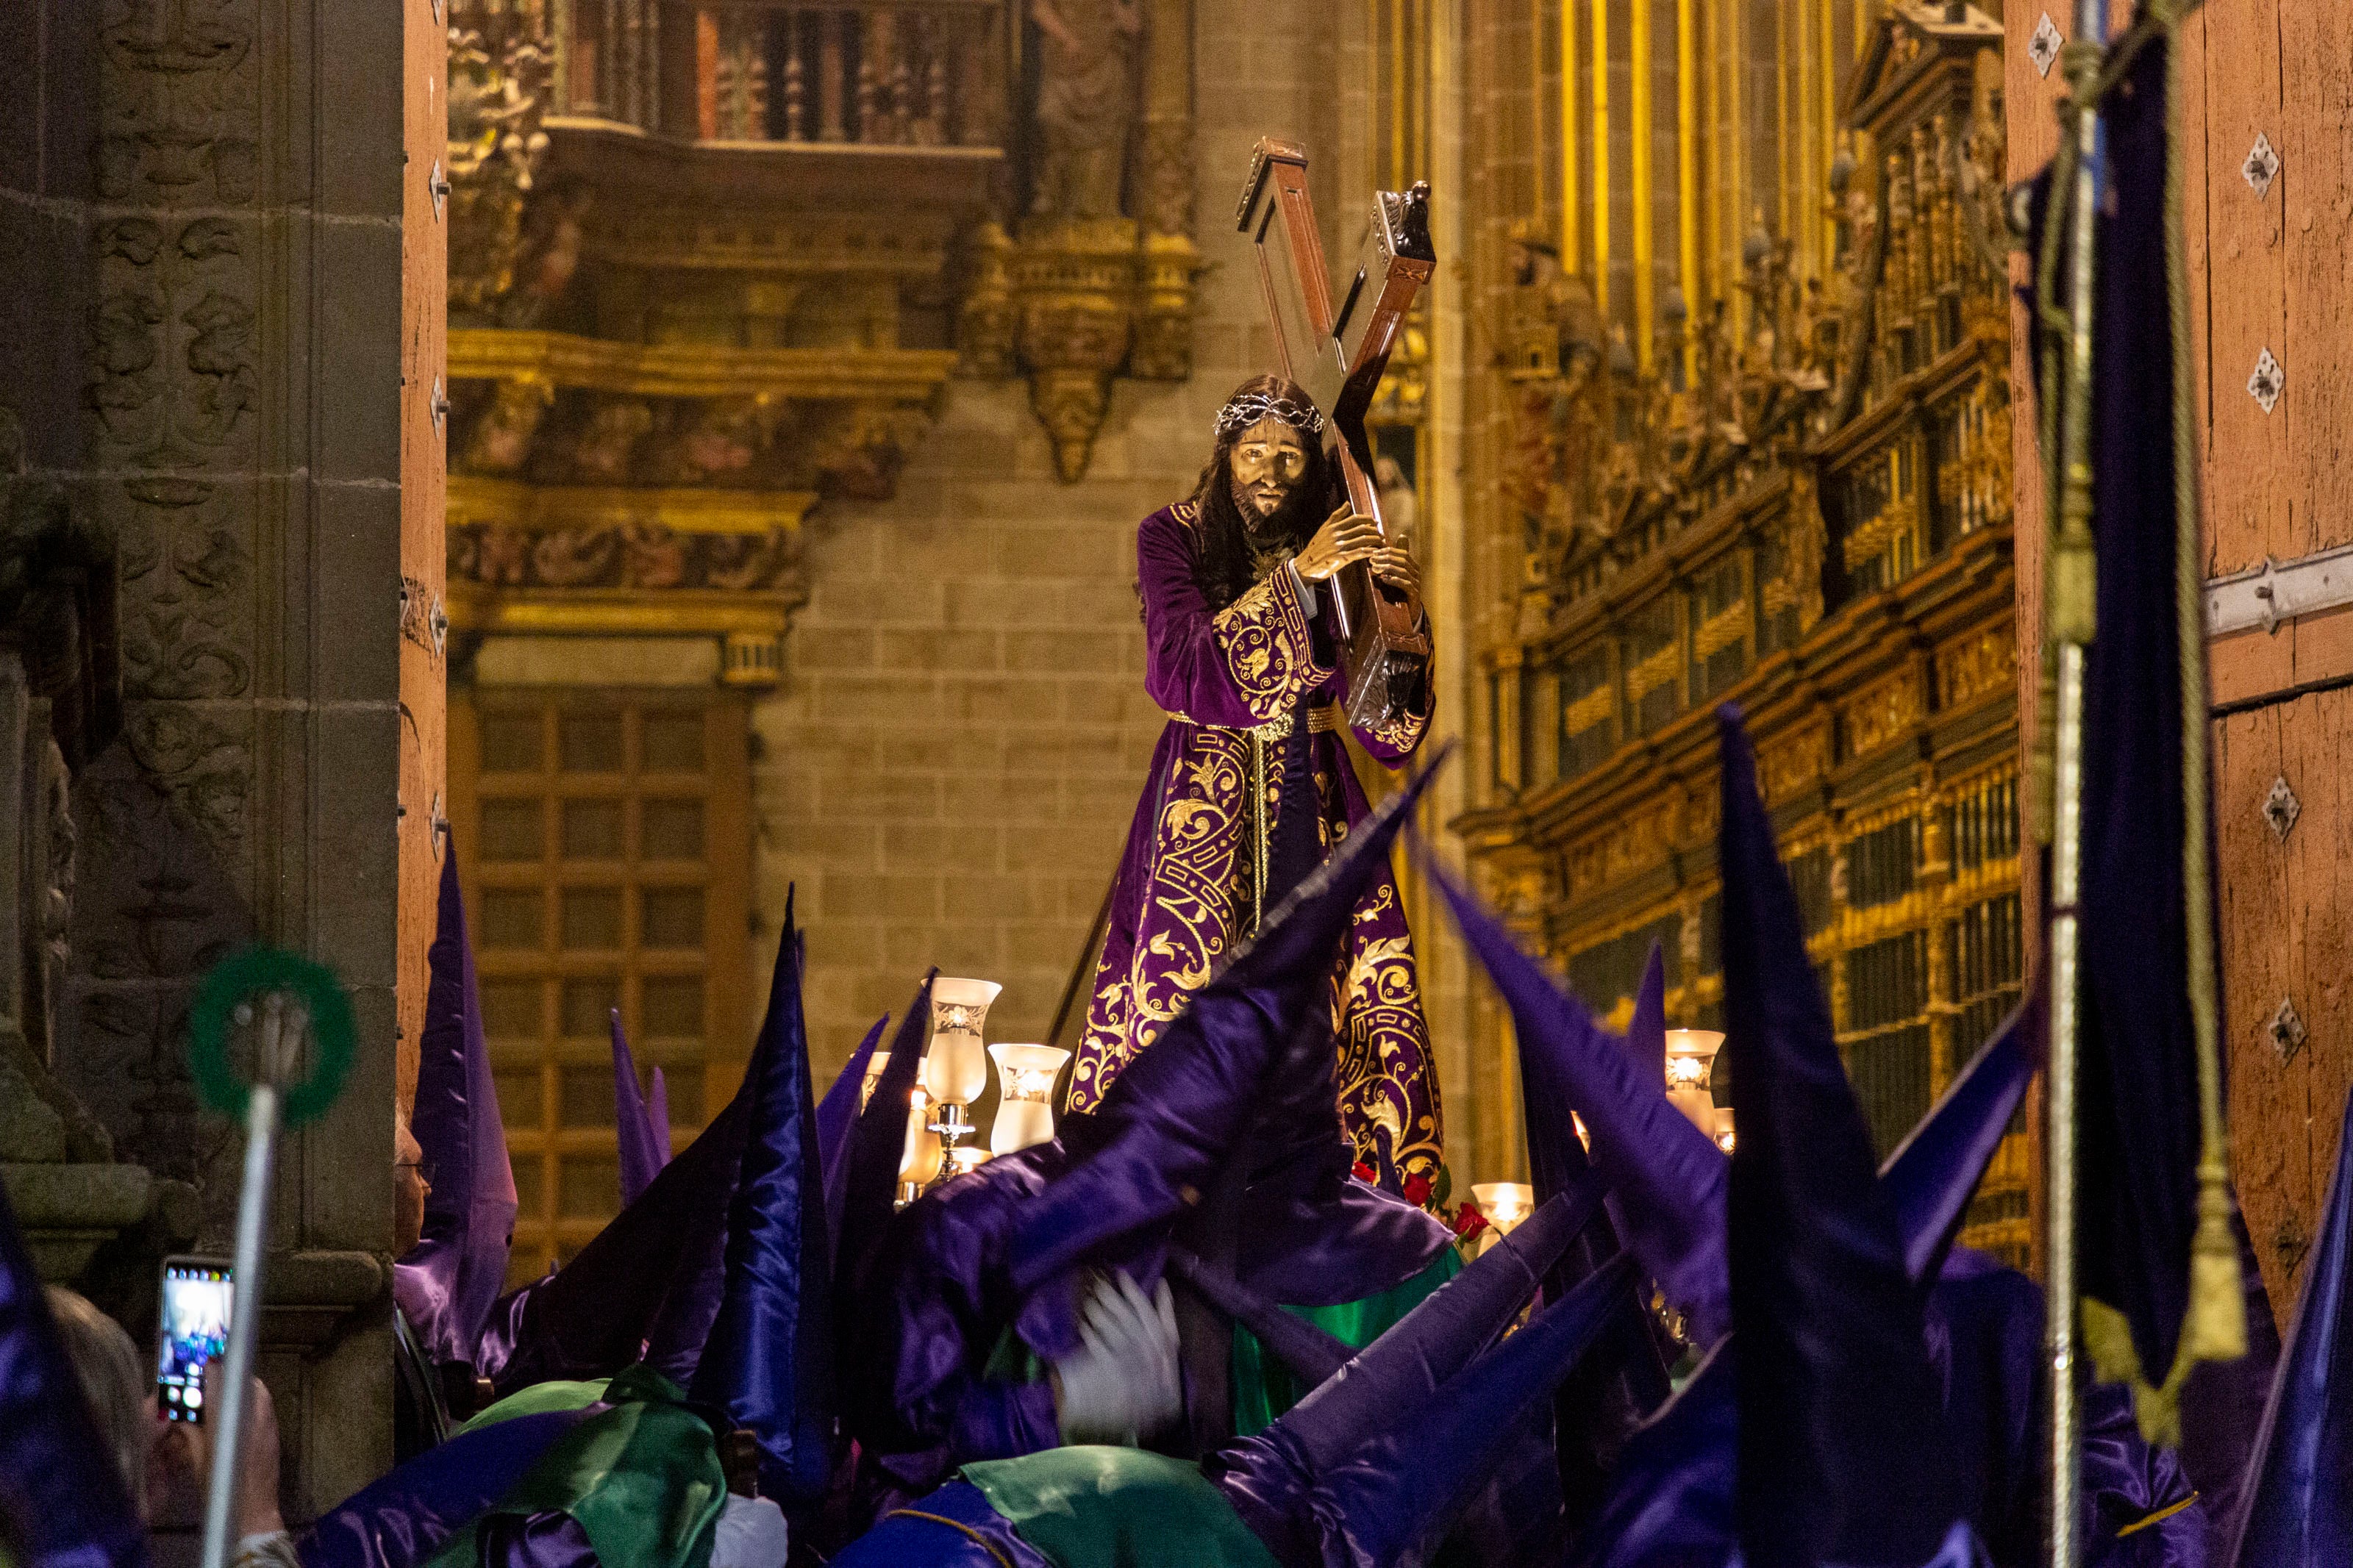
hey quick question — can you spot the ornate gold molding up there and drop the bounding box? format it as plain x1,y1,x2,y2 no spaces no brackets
448,476,817,536
445,584,793,687
449,329,958,404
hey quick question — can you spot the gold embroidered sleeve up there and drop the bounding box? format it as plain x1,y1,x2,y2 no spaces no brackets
1207,564,1334,724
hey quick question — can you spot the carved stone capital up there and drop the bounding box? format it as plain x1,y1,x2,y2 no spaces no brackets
976,216,1204,482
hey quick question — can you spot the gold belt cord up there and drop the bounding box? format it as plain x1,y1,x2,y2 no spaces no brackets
1248,731,1269,937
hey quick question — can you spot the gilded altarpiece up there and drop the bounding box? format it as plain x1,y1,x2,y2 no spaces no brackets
1457,5,2030,1264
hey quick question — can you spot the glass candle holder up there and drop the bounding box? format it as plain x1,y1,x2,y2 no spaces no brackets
1712,1106,1737,1155
1471,1181,1535,1235
1469,1181,1535,1258
1663,1028,1726,1136
988,1043,1071,1155
897,1087,942,1204
923,978,1001,1110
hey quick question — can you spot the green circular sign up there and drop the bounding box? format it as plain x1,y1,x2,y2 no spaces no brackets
188,948,356,1128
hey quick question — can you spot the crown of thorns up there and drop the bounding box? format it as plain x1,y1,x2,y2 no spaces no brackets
1215,391,1326,440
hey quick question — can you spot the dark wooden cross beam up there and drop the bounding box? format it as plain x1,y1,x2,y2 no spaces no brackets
1236,139,1435,731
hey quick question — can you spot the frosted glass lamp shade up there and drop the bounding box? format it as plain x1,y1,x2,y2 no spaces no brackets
930,978,1002,1035
899,1088,942,1187
924,978,1003,1108
1663,1028,1726,1136
1712,1106,1737,1154
1471,1181,1535,1235
988,1042,1070,1155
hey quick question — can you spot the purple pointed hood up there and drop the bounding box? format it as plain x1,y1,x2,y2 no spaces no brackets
1304,1254,1638,1568
1167,1248,1353,1389
1003,755,1443,1297
818,1012,890,1257
478,1089,749,1395
1419,849,1729,1342
1210,1182,1610,1567
296,1408,591,1568
611,1011,665,1209
688,888,835,1508
1627,944,1666,1089
395,842,519,1368
835,975,935,1303
1716,706,1957,1568
1210,1182,1602,1547
0,1181,149,1568
647,1069,672,1165
2224,1081,2353,1566
1878,989,2041,1289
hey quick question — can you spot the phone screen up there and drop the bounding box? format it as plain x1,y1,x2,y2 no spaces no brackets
157,1259,234,1425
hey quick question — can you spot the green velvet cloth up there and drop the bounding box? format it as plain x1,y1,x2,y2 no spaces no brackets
424,1366,725,1568
1230,1248,1463,1436
454,1378,613,1436
963,1447,1282,1568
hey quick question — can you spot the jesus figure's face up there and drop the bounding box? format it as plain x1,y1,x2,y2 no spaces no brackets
1229,417,1310,523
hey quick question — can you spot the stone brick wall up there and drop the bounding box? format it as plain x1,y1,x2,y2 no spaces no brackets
763,1,1356,1089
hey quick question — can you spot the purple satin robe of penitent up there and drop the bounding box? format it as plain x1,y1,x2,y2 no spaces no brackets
1073,500,1440,1189
837,764,1454,1509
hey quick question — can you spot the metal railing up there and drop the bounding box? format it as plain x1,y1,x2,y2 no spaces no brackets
553,1,1005,149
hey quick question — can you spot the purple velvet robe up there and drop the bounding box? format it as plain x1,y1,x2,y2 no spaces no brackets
1073,500,1440,1186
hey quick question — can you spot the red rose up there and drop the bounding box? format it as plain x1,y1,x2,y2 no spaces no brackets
1401,1173,1434,1206
1352,1161,1377,1185
1452,1206,1490,1241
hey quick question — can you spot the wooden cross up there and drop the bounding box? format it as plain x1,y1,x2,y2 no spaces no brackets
1236,138,1435,730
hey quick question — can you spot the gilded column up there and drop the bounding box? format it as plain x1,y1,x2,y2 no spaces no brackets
1676,0,1700,384
1774,0,1791,244
1701,0,1721,307
1921,788,1957,1096
1820,0,1839,265
1591,0,1611,317
1630,0,1655,367
1561,0,1580,270
1727,0,1747,343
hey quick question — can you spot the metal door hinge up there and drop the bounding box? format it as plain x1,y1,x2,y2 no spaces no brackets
2207,540,2353,636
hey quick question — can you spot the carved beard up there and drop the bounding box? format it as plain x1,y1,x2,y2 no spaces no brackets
1230,463,1318,555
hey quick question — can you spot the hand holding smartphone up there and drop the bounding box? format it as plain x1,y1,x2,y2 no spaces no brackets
157,1256,234,1425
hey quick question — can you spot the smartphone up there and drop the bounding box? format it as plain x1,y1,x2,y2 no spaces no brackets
156,1256,235,1425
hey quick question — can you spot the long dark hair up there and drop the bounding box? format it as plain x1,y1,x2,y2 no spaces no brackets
1188,375,1333,611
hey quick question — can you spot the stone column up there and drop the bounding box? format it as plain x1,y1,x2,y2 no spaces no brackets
2,0,420,1521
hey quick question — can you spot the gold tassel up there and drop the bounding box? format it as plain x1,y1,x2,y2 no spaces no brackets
2184,1173,2249,1362
2079,1176,2249,1449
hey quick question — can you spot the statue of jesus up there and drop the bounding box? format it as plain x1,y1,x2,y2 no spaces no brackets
1071,375,1441,1189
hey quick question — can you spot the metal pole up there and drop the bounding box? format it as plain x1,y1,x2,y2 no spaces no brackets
201,995,300,1568
2046,646,2086,1568
2046,2,2107,1566
199,1080,281,1568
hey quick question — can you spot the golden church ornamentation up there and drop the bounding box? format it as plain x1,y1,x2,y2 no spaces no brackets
1838,672,1924,763
949,0,1202,481
447,0,554,318
1457,1,2027,1264
1937,626,2019,712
